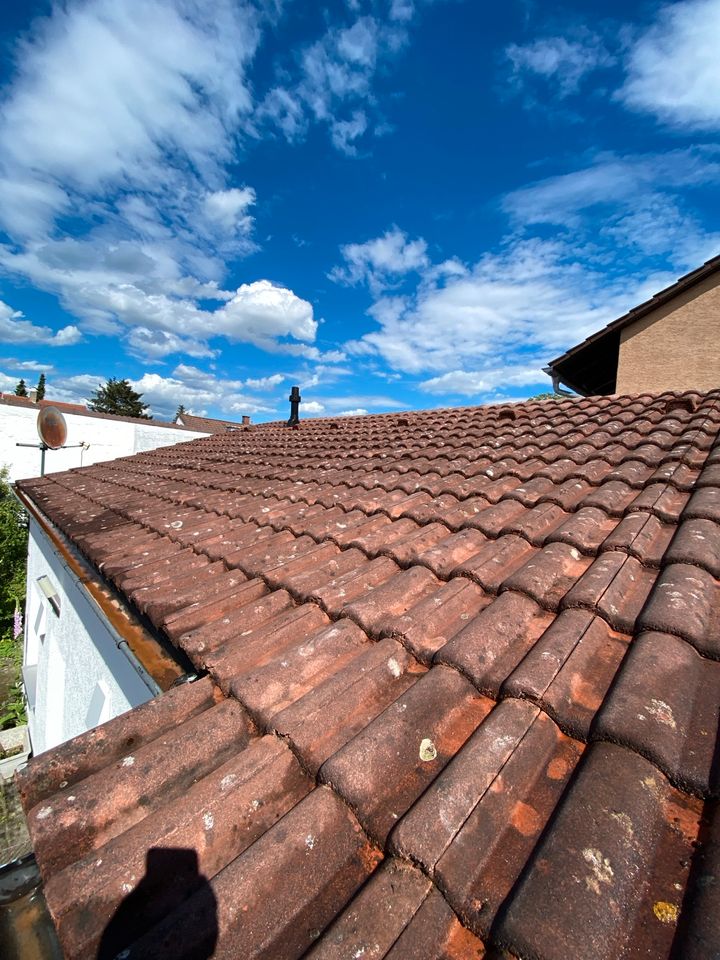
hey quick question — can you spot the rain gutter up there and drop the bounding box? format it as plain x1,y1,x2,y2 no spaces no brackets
13,485,187,694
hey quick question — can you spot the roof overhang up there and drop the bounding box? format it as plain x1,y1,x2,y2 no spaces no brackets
545,253,720,396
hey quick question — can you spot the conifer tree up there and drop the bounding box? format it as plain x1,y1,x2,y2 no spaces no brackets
88,379,151,419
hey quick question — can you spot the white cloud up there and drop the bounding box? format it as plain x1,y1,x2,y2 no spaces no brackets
258,12,409,153
506,33,613,97
215,281,317,347
502,148,720,269
0,299,82,347
337,407,369,415
330,227,429,293
352,236,676,378
331,110,369,155
244,373,285,390
504,148,720,228
0,371,18,393
302,400,326,414
203,187,257,233
0,0,259,238
0,358,54,373
420,363,545,396
620,0,720,131
41,364,285,421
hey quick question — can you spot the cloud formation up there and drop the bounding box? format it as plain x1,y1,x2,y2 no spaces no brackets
620,0,720,131
330,227,429,294
259,7,419,154
0,299,81,347
506,33,613,97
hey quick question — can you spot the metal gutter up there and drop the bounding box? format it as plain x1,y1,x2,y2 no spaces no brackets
13,485,187,693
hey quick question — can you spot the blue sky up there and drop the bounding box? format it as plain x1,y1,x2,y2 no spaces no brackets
0,0,719,422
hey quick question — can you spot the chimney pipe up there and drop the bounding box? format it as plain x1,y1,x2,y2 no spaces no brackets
286,385,301,426
29,389,38,403
242,415,250,426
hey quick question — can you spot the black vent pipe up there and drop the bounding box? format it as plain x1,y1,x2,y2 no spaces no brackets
286,385,301,426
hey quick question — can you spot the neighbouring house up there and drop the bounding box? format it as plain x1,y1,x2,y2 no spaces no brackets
0,393,211,482
175,411,251,433
545,254,720,396
12,390,720,960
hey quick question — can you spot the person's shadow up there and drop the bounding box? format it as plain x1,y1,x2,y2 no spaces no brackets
96,848,218,960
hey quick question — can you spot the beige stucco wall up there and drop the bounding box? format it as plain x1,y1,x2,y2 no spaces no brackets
616,273,720,393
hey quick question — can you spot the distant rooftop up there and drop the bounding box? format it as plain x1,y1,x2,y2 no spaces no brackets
0,393,198,431
175,412,250,434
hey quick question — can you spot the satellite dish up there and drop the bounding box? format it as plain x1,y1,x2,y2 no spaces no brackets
37,406,67,450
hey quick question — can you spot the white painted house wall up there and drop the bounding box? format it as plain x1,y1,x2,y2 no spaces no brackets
0,402,208,482
23,518,156,755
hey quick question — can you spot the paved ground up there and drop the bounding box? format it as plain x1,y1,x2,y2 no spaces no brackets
0,777,32,868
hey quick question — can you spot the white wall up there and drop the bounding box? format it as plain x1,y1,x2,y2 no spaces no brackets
23,518,156,754
0,403,207,481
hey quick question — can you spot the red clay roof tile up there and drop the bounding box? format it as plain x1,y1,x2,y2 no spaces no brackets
13,388,720,959
497,743,704,960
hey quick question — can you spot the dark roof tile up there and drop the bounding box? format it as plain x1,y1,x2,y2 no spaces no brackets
544,505,616,555
599,511,675,566
46,735,311,958
274,637,425,775
342,565,442,638
309,556,400,617
500,541,592,611
637,562,720,656
27,697,253,876
497,743,703,960
683,485,720,523
392,699,582,939
15,389,720,959
453,534,536,592
320,665,492,843
561,553,656,633
304,859,433,960
594,631,720,796
664,516,720,577
437,591,554,697
230,619,370,727
201,603,330,690
387,577,492,663
119,786,381,960
503,611,630,740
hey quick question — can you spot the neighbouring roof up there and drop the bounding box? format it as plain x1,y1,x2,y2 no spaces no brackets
0,393,199,430
15,389,720,960
546,253,720,395
176,412,248,434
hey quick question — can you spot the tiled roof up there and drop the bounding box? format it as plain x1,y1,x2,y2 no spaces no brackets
0,393,197,430
15,389,720,960
176,412,247,433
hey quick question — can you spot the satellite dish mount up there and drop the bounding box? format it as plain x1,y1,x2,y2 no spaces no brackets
16,407,84,476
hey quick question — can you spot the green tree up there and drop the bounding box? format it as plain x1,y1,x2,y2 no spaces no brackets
14,379,28,397
175,403,187,420
0,467,27,636
88,378,151,419
0,467,28,729
35,372,46,401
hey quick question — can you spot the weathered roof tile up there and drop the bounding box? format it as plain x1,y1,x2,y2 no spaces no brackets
14,389,720,959
594,631,720,796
